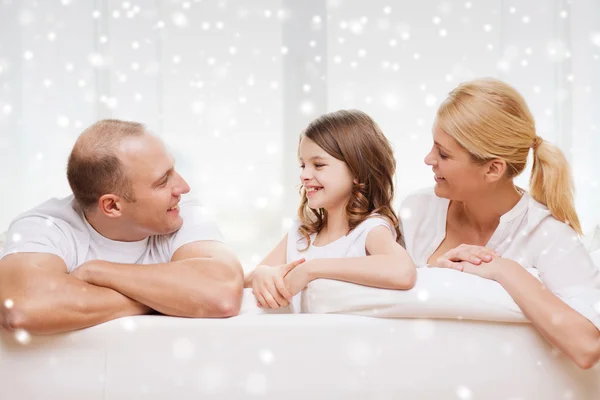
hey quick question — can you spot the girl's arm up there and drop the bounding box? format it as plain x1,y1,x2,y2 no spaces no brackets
244,234,305,309
243,234,288,288
285,226,417,295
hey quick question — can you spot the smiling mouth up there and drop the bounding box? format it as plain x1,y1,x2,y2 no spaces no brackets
306,187,323,192
167,204,180,212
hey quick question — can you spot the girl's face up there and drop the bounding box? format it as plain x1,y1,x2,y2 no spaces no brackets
424,124,489,201
298,137,356,211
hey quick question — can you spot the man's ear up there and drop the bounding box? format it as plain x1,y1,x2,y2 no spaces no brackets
98,194,123,218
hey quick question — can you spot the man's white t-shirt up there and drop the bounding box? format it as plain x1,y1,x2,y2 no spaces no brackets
399,187,600,330
0,195,224,272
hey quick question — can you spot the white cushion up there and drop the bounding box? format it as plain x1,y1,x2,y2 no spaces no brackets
2,314,598,398
301,268,529,323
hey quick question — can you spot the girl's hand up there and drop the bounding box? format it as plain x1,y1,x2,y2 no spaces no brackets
252,259,305,309
431,244,500,272
283,260,314,298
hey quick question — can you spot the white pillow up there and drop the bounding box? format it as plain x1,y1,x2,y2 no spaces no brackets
301,268,529,323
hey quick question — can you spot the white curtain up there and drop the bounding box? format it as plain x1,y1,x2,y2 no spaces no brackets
1,0,599,266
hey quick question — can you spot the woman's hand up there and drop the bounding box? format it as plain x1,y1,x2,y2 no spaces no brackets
252,259,305,309
431,244,500,272
459,256,521,281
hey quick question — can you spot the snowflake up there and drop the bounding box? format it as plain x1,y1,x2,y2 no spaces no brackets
4,298,13,309
456,385,472,399
172,11,188,27
425,94,437,107
417,289,430,301
259,349,274,365
14,329,31,345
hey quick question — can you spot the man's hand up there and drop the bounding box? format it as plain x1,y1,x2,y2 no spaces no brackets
70,260,98,282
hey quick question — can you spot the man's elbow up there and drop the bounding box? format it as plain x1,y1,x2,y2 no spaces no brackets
214,290,242,318
192,278,243,318
0,303,36,332
213,259,244,317
573,339,600,370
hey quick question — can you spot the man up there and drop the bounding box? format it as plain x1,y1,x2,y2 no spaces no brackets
0,119,243,334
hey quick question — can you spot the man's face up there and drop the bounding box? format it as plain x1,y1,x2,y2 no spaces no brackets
118,134,190,237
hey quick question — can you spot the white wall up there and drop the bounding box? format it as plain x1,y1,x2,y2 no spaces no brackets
0,0,599,266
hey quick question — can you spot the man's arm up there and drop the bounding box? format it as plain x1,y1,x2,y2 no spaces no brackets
74,240,244,318
0,253,152,335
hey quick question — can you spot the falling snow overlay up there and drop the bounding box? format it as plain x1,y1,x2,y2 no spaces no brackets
0,1,599,398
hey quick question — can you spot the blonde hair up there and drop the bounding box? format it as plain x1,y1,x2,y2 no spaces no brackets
436,78,582,234
297,110,402,249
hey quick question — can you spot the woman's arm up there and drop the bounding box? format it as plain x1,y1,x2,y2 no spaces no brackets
487,258,600,369
435,239,600,370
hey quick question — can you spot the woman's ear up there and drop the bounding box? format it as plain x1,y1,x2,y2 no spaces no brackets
353,177,359,185
484,159,508,183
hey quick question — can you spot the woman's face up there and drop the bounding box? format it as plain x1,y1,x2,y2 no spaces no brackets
424,124,489,202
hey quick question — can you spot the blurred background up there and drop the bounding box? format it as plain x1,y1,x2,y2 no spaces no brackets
1,0,599,267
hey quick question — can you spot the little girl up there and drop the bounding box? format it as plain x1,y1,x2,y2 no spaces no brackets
244,109,416,310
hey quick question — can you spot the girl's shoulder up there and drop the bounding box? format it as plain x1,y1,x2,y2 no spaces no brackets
349,213,396,240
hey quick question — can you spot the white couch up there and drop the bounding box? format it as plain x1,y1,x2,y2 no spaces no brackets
1,234,600,399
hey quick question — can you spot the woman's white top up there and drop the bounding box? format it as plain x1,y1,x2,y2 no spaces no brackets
286,215,396,312
399,187,600,329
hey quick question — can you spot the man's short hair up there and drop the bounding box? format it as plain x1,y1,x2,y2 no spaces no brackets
67,119,146,212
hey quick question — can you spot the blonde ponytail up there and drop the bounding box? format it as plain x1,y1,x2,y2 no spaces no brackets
437,78,582,235
530,138,582,234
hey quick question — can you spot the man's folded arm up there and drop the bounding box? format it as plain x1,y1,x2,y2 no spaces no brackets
0,253,152,335
76,240,244,318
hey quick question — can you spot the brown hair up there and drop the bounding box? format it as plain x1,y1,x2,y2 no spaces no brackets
297,109,403,248
67,119,145,212
436,78,582,234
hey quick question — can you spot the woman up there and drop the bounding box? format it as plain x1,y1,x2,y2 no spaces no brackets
400,78,600,369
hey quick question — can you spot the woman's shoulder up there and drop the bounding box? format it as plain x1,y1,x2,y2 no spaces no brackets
524,193,579,240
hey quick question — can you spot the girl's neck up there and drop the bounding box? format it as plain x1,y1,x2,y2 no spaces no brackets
321,205,350,239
